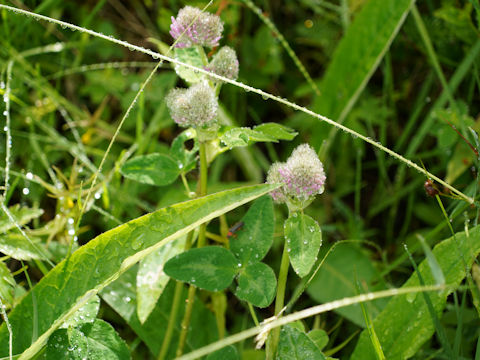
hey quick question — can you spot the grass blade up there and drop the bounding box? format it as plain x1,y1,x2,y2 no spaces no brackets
0,184,276,358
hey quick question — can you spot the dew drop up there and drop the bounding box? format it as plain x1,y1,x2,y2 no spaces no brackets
406,292,416,303
26,172,34,180
22,187,30,195
131,233,145,250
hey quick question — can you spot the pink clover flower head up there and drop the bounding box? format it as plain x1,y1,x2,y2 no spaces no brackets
266,163,288,204
170,6,224,48
165,81,218,128
206,46,239,82
266,144,326,210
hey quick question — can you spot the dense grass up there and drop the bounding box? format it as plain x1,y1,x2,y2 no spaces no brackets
1,0,480,359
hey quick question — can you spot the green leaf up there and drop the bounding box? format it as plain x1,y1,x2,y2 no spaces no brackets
46,320,130,360
310,0,415,148
235,262,276,308
220,127,277,149
418,236,445,285
284,213,322,278
277,325,326,360
0,233,51,261
230,195,274,265
61,295,100,329
306,243,387,327
78,320,130,360
351,225,480,359
136,237,185,324
0,261,15,307
102,268,218,358
170,129,199,174
46,328,88,360
307,329,329,351
0,184,276,358
0,204,43,233
241,349,265,360
164,246,239,291
120,153,181,186
206,345,239,360
253,123,298,141
174,47,205,84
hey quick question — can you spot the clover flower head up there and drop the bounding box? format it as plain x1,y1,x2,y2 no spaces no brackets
165,81,218,128
266,162,288,203
170,6,224,48
206,46,239,82
266,144,326,210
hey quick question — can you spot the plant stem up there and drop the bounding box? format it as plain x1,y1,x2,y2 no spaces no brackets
248,303,259,326
176,285,197,357
158,232,194,360
176,141,209,357
266,239,290,359
198,141,208,197
157,280,184,360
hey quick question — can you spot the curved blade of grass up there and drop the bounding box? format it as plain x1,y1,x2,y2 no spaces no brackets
0,184,277,359
178,225,480,360
315,0,416,156
403,244,453,358
0,4,472,204
351,225,480,359
177,285,447,360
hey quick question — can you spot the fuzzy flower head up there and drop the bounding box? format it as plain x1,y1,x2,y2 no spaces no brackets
166,81,218,128
267,144,326,210
206,46,239,82
170,6,224,48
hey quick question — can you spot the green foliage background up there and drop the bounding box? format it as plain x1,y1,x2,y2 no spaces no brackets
1,0,480,359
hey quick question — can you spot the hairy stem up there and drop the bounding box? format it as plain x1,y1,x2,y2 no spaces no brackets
157,232,194,360
266,239,290,359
